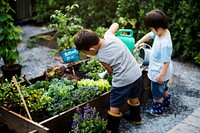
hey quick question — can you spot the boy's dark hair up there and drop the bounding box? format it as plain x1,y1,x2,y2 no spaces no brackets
74,29,100,51
144,9,168,30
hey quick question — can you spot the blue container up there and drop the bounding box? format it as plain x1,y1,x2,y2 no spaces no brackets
62,48,79,63
116,29,135,53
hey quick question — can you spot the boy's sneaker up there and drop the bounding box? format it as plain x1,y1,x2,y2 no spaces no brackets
163,94,171,110
146,102,164,116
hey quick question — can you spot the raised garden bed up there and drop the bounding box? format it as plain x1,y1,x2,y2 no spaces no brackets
0,59,151,133
0,91,111,133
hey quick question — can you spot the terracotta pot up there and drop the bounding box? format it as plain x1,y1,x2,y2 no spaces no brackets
1,64,22,81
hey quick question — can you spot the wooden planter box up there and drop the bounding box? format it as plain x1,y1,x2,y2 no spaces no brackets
0,65,151,133
0,91,111,133
140,69,152,104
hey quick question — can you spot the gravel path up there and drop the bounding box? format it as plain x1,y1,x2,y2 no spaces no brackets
0,25,199,133
120,60,200,133
0,25,64,79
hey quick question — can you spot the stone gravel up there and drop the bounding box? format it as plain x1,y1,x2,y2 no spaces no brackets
119,61,200,132
0,25,199,133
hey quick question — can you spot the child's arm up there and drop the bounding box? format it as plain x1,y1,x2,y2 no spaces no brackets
108,23,119,34
134,32,152,50
100,61,113,74
156,62,170,83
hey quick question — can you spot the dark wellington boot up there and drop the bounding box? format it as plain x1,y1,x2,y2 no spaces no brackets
123,100,141,125
163,94,171,110
107,111,122,133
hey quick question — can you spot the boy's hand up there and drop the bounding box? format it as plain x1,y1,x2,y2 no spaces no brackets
156,74,164,84
134,44,139,52
134,43,144,52
55,57,64,63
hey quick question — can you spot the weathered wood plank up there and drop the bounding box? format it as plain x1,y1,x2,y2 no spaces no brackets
39,91,111,133
0,107,49,133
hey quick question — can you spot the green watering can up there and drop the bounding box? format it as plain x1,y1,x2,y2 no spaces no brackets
116,29,135,53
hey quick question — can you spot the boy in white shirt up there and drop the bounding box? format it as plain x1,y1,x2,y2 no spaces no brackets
135,9,173,116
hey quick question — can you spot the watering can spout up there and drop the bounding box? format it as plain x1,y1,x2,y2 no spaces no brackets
98,70,107,79
138,43,152,66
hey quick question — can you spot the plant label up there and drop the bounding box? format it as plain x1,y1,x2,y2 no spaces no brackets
62,48,79,63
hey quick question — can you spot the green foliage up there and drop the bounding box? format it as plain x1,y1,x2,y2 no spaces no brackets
116,0,200,64
32,0,74,24
95,26,108,38
26,35,51,48
32,0,200,64
48,4,83,57
46,78,76,116
169,1,200,63
79,58,105,80
74,0,117,29
0,0,23,66
77,79,111,92
0,76,111,118
79,58,112,82
0,79,22,109
71,104,107,133
194,52,200,65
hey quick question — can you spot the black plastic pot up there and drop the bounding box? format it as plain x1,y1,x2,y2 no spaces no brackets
1,64,22,81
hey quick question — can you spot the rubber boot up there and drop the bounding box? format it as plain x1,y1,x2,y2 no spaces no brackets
146,102,163,116
163,94,171,110
123,100,141,125
107,111,122,133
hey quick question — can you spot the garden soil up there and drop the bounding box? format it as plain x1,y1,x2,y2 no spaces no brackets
0,25,199,133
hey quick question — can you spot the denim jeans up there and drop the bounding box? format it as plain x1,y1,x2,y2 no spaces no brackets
151,80,169,99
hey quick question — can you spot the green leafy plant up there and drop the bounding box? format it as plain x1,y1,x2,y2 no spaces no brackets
48,4,83,57
194,52,200,65
1,74,111,119
0,79,23,110
71,104,107,133
33,0,75,24
77,79,111,92
95,26,108,38
26,35,52,48
0,0,23,67
79,58,112,82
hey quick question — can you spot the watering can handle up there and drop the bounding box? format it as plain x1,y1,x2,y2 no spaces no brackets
139,43,152,49
116,29,134,37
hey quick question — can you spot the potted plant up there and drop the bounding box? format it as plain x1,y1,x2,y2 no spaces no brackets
0,0,23,81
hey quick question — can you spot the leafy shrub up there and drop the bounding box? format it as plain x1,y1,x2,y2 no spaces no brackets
48,4,83,57
32,0,74,24
116,0,200,64
74,0,117,29
194,52,200,65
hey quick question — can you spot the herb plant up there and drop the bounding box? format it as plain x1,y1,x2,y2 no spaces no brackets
71,104,107,133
